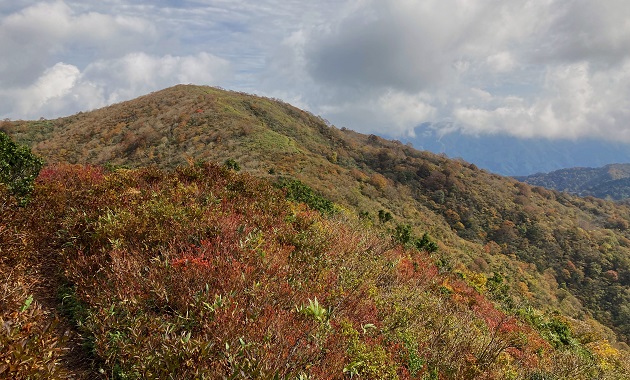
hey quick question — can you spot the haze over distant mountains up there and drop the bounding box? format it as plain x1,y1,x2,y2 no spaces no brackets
406,128,630,176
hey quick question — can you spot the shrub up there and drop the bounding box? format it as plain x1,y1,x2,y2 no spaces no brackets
393,225,438,253
0,131,43,204
415,233,439,253
393,224,413,246
223,158,241,171
378,209,393,224
4,162,627,379
276,178,336,215
0,265,69,379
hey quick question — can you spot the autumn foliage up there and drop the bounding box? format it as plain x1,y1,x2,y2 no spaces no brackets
4,86,630,378
1,162,629,379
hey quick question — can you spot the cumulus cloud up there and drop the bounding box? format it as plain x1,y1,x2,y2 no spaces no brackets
11,62,81,117
0,2,230,119
82,52,231,104
3,0,630,144
320,90,436,137
453,61,630,141
266,0,550,136
265,0,630,141
0,1,156,87
301,0,546,92
0,52,231,119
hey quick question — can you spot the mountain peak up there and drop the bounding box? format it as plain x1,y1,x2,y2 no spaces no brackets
6,86,630,362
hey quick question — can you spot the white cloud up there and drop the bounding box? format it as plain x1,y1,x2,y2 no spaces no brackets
319,90,436,137
0,1,231,119
486,52,516,73
0,1,156,87
2,0,630,143
82,52,232,104
267,0,630,141
0,52,231,119
377,91,437,137
299,0,548,93
453,60,630,142
10,62,80,117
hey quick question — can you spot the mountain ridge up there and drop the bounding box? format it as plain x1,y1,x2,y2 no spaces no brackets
4,84,630,377
516,163,630,200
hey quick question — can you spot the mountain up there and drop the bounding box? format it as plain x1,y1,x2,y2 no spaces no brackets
516,163,630,200
4,85,630,378
407,128,630,176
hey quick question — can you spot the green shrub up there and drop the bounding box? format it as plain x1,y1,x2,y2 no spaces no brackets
392,224,413,245
415,233,438,253
393,224,438,253
378,209,393,224
223,158,241,171
0,131,43,204
276,178,336,215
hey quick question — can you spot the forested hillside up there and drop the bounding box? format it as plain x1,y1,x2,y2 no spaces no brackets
4,85,630,378
516,164,630,200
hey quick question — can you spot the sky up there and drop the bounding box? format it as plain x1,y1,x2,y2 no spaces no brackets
2,0,630,143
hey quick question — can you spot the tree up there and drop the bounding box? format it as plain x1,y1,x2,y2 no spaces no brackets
393,223,413,245
0,131,43,204
415,233,438,253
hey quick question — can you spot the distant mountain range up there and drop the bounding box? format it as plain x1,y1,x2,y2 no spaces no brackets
407,127,630,176
515,163,630,200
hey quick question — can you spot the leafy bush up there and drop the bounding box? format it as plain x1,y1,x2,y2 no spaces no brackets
3,162,630,378
393,224,413,245
378,209,393,224
223,158,241,171
276,178,337,215
415,232,439,253
0,131,43,203
392,224,438,253
0,266,69,379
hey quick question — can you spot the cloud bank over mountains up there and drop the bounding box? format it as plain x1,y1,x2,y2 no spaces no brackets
2,0,630,144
